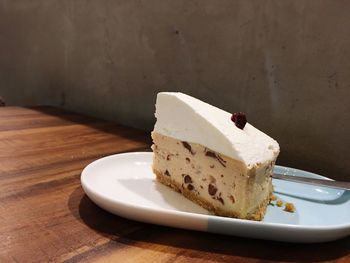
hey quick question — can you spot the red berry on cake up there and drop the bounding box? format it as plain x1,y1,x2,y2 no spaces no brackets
231,112,247,129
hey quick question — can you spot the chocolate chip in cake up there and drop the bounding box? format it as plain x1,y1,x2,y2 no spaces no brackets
208,184,217,196
231,112,247,129
164,170,171,176
187,184,194,191
229,195,235,203
205,150,216,159
182,141,195,155
210,164,214,168
216,154,227,167
186,157,191,163
184,175,192,184
205,150,226,167
166,154,171,160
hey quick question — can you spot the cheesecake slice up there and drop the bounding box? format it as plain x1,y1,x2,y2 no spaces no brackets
151,92,280,220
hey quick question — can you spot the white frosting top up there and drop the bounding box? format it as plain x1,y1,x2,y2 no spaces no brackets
153,92,280,166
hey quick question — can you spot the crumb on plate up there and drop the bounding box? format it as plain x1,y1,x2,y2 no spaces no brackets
276,200,283,207
284,202,296,213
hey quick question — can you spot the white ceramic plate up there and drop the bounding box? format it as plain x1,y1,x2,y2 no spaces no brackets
81,152,350,243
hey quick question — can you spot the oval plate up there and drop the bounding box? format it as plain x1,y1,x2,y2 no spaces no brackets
81,152,350,243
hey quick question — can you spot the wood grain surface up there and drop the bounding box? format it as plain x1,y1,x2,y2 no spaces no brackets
0,106,349,263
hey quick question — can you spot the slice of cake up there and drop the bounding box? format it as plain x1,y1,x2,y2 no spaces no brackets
151,92,280,220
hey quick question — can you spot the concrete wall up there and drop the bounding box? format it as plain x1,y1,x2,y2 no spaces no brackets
0,1,349,180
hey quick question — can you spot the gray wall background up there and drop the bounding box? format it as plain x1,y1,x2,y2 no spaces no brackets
0,1,349,180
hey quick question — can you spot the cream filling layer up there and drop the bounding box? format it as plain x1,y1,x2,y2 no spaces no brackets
152,132,274,219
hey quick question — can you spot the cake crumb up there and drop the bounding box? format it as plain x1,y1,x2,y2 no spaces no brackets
270,194,277,201
276,200,283,207
284,203,296,213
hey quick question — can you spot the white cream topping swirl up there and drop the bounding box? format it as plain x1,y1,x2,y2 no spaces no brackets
153,92,280,167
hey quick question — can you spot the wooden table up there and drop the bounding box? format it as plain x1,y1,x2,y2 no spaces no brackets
0,106,349,262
